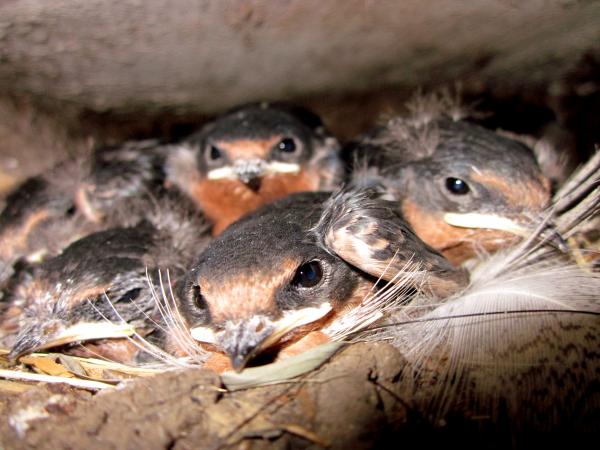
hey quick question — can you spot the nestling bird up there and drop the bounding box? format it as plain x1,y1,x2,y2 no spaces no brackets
348,93,553,264
0,101,341,363
0,102,340,288
371,154,600,431
171,188,468,372
166,102,343,235
0,140,169,289
0,193,210,363
216,153,600,433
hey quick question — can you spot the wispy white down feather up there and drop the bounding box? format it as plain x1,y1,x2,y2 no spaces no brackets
349,152,600,428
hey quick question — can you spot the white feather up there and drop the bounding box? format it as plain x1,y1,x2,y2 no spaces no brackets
345,152,600,427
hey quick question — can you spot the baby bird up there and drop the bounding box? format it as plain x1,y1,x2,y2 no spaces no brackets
173,188,468,372
375,154,600,431
0,175,75,288
166,102,343,235
0,103,339,288
74,140,169,224
348,95,553,264
0,140,168,289
0,193,209,363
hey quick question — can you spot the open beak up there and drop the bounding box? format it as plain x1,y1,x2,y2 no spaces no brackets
207,160,301,191
8,321,136,361
190,302,332,372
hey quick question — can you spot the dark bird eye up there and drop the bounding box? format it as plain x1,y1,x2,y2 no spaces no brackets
445,177,470,195
291,261,323,288
208,145,222,161
121,288,142,302
192,284,207,310
65,205,77,217
277,138,297,153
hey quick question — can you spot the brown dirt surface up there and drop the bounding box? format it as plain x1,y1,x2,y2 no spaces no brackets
0,343,412,450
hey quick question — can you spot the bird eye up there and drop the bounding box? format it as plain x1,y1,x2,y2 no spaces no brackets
65,205,77,217
445,177,470,195
192,284,207,310
121,288,141,302
207,145,223,161
291,260,323,288
277,138,297,153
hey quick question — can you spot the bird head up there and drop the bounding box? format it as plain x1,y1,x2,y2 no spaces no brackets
359,118,553,264
176,190,467,372
4,224,155,362
167,103,342,235
5,277,140,362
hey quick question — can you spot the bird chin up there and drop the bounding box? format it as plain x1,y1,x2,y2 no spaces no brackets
443,212,529,237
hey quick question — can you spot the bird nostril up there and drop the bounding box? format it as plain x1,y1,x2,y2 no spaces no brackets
255,322,264,332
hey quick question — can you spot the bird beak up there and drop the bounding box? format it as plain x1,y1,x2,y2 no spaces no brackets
190,302,332,372
443,212,530,237
218,316,276,372
443,212,568,251
8,321,136,361
207,160,301,191
75,184,104,223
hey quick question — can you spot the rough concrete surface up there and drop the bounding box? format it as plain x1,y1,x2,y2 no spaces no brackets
0,1,598,185
0,0,598,114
